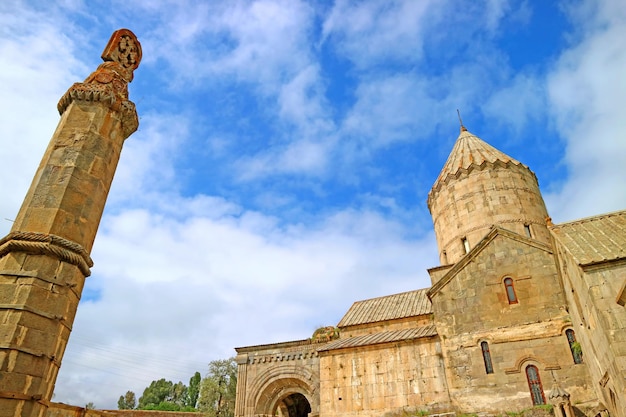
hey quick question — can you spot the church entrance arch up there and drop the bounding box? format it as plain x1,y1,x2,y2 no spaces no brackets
275,392,311,417
252,373,318,417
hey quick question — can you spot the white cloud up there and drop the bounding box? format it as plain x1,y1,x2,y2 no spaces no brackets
55,201,437,408
109,112,190,205
0,4,86,236
483,73,546,134
321,0,434,68
545,0,626,221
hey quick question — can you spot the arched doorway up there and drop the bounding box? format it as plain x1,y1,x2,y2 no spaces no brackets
250,370,319,417
275,392,311,417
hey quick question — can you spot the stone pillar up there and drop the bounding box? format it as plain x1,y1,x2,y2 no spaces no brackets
234,353,249,417
0,29,141,417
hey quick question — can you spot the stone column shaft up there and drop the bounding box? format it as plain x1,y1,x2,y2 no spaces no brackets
0,29,141,417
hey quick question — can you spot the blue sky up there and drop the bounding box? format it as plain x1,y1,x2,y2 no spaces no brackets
1,0,625,409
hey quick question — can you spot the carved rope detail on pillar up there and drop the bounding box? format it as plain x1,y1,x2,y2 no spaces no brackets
0,231,94,276
57,29,142,139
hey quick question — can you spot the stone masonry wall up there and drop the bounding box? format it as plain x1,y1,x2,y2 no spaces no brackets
318,338,451,417
45,402,195,417
430,233,596,413
556,241,626,417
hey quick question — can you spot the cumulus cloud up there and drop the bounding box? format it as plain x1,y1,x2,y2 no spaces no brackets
321,0,434,68
545,0,626,221
0,5,86,235
55,202,437,407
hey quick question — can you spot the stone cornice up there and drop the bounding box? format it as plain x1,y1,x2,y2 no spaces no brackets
247,349,320,364
57,82,139,139
428,159,538,210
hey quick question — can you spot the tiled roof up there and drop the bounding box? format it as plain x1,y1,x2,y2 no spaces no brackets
551,210,626,266
431,128,527,192
337,288,432,328
319,325,437,352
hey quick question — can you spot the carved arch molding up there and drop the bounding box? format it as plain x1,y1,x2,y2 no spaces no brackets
249,364,320,417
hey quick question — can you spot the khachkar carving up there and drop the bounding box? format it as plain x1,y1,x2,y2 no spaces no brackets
58,29,142,139
0,29,141,417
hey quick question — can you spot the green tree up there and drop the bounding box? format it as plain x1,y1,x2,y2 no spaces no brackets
197,358,237,417
118,390,136,410
138,378,174,409
186,371,202,408
171,381,188,407
85,402,95,409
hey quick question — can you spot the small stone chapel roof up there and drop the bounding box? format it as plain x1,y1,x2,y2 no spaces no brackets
319,325,437,352
337,288,432,328
550,210,626,266
430,127,529,193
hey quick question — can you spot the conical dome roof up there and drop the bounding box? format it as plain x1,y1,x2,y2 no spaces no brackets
427,126,549,266
431,127,527,193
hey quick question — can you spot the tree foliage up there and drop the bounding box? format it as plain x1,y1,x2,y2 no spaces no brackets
187,371,202,408
197,358,238,417
118,390,136,410
117,359,235,413
138,378,174,409
123,375,199,411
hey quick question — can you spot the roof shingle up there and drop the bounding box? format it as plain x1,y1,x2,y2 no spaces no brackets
551,210,626,265
337,288,432,328
319,325,437,352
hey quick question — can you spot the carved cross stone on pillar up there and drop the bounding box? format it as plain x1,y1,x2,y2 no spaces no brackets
0,29,141,417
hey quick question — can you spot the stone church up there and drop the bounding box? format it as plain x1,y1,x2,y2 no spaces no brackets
233,127,626,417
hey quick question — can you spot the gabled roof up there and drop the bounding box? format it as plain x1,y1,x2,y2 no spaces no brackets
318,325,437,352
427,226,553,298
430,128,529,193
337,288,432,328
550,210,626,266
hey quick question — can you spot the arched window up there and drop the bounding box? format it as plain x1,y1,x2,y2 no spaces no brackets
481,341,493,374
566,329,583,364
524,224,532,238
525,365,545,405
462,237,470,254
504,277,518,304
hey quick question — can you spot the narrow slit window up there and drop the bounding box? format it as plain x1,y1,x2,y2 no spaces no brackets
462,237,470,254
524,224,532,238
504,277,518,304
525,365,545,405
481,341,493,374
566,329,583,364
